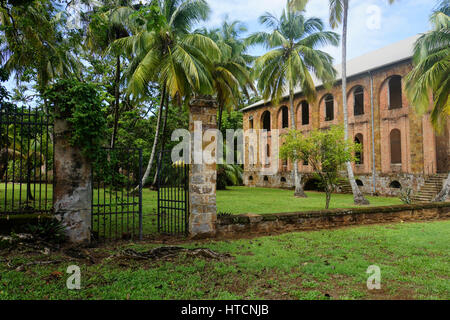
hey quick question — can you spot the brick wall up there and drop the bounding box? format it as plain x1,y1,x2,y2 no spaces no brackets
242,60,450,195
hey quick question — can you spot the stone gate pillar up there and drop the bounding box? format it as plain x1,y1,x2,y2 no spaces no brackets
54,117,92,244
188,96,218,238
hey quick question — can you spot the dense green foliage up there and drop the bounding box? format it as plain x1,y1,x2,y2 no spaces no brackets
405,0,450,132
44,79,107,161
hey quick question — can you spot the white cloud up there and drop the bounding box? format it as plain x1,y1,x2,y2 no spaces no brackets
200,0,435,64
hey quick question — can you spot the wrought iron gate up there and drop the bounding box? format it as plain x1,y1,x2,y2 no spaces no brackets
157,150,189,235
0,105,54,216
91,147,143,241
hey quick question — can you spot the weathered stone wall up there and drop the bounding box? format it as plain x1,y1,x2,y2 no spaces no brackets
53,118,92,244
188,97,218,238
216,203,450,237
243,171,426,196
242,59,450,196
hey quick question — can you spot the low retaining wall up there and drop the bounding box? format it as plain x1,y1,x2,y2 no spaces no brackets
216,203,450,237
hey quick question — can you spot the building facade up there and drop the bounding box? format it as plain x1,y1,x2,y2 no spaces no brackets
241,36,449,196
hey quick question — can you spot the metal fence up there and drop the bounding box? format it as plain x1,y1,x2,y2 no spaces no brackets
0,106,54,216
157,150,189,235
91,147,143,241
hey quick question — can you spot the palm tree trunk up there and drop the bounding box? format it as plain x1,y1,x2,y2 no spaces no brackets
433,172,450,202
341,1,369,205
110,55,121,149
289,87,306,197
138,85,166,189
218,104,224,132
151,94,170,187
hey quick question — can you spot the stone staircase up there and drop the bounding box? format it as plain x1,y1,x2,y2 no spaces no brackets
412,174,447,202
336,180,352,194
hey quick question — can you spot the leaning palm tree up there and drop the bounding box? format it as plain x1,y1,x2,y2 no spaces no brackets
321,0,395,204
247,0,339,197
115,0,220,187
405,0,450,202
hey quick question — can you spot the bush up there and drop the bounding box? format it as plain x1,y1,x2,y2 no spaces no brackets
24,218,66,243
399,187,414,204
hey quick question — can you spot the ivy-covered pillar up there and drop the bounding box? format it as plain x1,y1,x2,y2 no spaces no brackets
53,116,92,244
188,96,218,238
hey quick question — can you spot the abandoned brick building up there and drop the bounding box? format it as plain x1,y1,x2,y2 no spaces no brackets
241,35,449,197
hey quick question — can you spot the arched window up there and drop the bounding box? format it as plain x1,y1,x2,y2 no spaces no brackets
325,94,334,121
389,181,402,189
280,106,289,128
261,111,271,131
281,177,287,183
301,101,309,125
263,176,269,182
249,116,254,129
356,179,364,186
249,176,253,181
354,86,364,116
355,134,364,164
390,129,402,164
389,76,402,109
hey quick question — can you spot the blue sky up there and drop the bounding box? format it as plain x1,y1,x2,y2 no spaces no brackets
199,0,437,63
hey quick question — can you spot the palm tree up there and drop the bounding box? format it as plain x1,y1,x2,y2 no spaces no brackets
323,0,395,205
405,0,450,202
198,20,256,131
247,0,339,197
86,2,135,149
0,1,79,93
115,0,220,187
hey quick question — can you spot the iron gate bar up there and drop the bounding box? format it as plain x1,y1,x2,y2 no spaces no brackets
91,147,142,241
157,150,189,235
0,106,54,216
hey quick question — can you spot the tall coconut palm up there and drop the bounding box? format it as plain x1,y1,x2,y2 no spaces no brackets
115,0,220,187
198,20,256,131
247,0,339,197
86,2,135,149
0,1,80,93
405,0,450,202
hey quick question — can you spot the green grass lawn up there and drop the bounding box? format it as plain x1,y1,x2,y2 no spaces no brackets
2,184,402,236
139,186,401,233
1,220,448,300
140,187,402,217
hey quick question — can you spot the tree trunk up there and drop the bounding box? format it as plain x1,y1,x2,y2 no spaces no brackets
433,172,450,202
151,94,170,187
289,87,306,197
0,151,7,181
217,104,224,132
110,55,121,149
341,1,369,205
138,85,167,189
26,161,34,201
325,188,331,209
